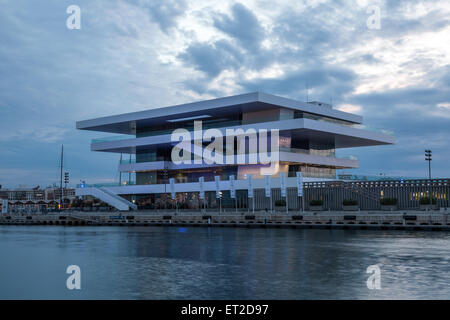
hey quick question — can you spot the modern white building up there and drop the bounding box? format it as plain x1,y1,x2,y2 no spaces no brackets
76,92,394,210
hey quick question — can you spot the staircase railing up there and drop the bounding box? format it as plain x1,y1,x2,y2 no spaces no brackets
99,187,137,210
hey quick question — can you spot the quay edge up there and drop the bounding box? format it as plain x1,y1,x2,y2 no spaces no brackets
1,210,450,231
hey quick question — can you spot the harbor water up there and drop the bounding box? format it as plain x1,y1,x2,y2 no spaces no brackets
1,225,450,299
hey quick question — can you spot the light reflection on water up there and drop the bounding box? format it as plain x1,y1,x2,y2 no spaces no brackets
1,225,450,299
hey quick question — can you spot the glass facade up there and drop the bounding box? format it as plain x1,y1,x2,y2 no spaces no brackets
288,164,336,179
128,105,348,184
133,190,250,210
294,111,355,126
136,114,242,138
136,166,238,185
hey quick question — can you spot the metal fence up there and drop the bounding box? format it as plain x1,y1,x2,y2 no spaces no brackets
162,178,450,211
302,178,450,210
228,178,450,211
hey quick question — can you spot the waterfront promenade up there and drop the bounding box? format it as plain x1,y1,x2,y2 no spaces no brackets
2,210,450,231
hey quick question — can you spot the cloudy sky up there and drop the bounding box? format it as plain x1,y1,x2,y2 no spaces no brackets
0,0,449,188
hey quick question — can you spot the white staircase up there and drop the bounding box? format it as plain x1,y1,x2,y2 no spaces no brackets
76,187,137,211
99,187,137,211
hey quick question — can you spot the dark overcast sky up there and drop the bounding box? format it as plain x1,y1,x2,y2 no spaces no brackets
0,0,449,188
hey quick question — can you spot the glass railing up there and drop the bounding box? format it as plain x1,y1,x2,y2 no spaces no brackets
279,147,357,160
119,158,167,164
92,135,135,144
279,147,310,155
115,149,358,164
120,159,137,164
353,124,394,136
77,182,136,188
295,112,356,127
297,112,394,136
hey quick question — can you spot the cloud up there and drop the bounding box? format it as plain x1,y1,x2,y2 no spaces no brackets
437,102,450,110
212,3,265,51
0,126,69,143
238,65,357,103
132,0,188,32
337,104,362,113
178,39,244,78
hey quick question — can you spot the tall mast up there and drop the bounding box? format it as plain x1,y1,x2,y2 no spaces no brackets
60,145,63,209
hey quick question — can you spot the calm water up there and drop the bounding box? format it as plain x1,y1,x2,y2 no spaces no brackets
1,225,450,299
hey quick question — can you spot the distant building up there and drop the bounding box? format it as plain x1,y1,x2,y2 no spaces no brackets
4,187,75,201
0,187,76,213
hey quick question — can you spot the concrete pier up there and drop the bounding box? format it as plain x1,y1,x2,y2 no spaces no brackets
1,210,450,231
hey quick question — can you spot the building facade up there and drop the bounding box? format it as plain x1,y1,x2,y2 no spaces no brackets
76,92,394,210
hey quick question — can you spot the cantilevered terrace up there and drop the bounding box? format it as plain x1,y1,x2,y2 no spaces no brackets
76,92,394,210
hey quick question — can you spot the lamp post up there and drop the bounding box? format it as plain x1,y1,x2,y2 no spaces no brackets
425,150,432,180
425,150,433,208
64,171,69,210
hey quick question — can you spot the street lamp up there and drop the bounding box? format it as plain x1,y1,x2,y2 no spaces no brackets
425,149,433,208
425,150,432,180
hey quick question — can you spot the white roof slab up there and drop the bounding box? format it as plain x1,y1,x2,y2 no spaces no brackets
76,92,363,134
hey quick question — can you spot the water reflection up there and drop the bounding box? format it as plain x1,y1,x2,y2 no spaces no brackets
1,226,450,299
